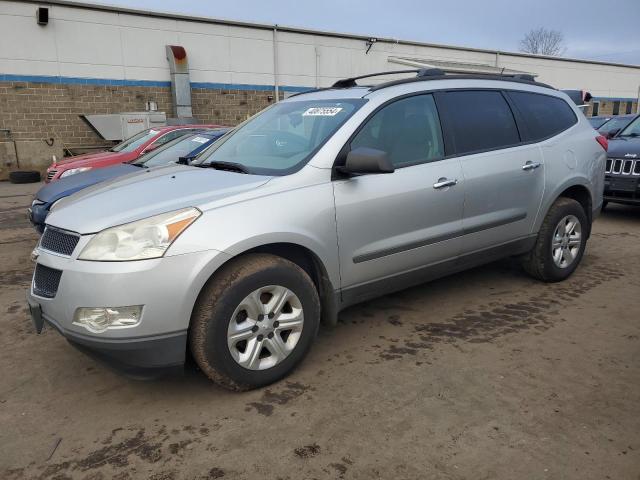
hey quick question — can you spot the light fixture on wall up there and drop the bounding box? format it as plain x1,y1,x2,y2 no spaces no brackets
36,7,49,26
365,37,377,54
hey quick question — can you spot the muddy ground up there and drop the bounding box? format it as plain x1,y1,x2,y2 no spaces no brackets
0,181,638,479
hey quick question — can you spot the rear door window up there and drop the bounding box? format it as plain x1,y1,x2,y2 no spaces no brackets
438,90,520,155
507,91,577,141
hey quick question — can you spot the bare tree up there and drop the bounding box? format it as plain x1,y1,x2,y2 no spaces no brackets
519,28,566,56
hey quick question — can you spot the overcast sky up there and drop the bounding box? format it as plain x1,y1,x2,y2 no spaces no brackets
77,0,640,65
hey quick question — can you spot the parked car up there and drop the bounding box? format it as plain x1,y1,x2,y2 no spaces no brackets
27,70,606,390
45,124,221,182
597,114,636,138
588,116,611,129
603,114,640,207
29,129,230,232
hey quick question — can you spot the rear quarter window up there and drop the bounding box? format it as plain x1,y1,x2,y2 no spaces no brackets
508,91,577,141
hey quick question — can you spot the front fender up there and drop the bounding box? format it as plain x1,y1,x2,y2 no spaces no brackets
168,181,340,288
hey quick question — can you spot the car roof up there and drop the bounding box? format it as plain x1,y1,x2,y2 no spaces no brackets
287,77,559,104
183,128,231,137
156,124,224,132
285,69,556,103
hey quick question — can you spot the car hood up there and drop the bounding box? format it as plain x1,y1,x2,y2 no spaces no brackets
35,164,139,203
607,137,640,158
46,164,273,234
54,151,128,168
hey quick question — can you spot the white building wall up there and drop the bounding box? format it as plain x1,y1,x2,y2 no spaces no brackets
1,0,639,100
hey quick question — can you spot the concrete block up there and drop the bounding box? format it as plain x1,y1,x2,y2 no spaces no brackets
14,140,64,176
0,141,18,181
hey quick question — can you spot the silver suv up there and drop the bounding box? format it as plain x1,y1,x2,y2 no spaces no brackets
27,70,606,390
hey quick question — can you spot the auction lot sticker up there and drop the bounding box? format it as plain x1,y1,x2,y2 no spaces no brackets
303,107,343,116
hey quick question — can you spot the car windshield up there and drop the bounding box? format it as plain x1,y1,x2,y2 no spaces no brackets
133,132,220,167
604,116,634,134
588,117,609,129
193,99,367,175
111,129,160,153
618,116,640,137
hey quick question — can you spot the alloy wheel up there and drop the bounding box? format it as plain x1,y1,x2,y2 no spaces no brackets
227,285,304,370
551,214,582,268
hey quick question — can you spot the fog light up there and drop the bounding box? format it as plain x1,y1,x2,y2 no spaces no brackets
73,306,143,333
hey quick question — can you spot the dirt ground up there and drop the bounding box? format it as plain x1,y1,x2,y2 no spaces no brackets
0,180,638,480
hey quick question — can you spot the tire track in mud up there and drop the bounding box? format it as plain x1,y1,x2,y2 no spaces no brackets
3,424,225,480
374,260,626,361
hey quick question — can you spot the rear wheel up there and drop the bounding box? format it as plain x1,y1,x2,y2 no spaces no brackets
522,197,588,282
189,253,320,390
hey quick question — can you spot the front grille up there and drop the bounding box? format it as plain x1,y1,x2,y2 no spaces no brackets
33,264,63,298
607,158,640,176
40,227,80,256
612,159,623,174
46,169,57,181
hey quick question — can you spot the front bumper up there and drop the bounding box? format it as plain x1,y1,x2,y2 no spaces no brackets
604,173,640,205
28,293,186,377
28,241,231,376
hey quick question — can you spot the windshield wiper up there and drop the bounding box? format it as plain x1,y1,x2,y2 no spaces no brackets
619,132,639,138
200,161,250,174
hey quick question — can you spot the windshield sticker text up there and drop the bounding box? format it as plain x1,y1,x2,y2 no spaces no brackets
303,107,343,117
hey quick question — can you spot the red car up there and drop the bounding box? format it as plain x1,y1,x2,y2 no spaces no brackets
45,125,222,182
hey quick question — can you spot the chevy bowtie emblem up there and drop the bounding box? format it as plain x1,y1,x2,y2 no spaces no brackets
624,153,638,158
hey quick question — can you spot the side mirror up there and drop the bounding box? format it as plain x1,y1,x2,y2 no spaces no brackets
338,147,394,176
606,128,620,139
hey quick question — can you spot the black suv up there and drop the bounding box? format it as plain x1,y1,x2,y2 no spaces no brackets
604,114,640,206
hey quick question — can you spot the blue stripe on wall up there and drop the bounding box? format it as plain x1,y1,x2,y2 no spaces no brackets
0,73,313,93
592,96,638,102
1,73,635,101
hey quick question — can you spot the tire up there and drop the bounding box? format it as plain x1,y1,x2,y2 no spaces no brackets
190,253,320,391
521,197,588,282
9,170,41,184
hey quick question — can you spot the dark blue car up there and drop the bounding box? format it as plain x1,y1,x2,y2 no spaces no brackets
29,128,230,232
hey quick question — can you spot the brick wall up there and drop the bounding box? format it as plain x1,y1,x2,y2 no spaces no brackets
0,81,277,151
191,88,277,126
585,100,638,117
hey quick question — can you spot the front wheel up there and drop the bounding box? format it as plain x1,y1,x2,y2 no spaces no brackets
522,197,588,282
190,253,320,391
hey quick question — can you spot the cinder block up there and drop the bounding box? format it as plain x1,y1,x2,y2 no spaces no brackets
0,140,18,181
14,140,64,176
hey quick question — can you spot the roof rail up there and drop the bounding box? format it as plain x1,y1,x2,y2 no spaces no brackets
331,68,448,88
369,71,554,91
289,69,552,99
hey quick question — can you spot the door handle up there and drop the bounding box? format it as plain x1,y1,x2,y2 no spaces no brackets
433,178,458,189
522,161,541,171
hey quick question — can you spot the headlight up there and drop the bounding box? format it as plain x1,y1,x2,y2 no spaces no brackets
60,167,92,178
78,207,201,261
